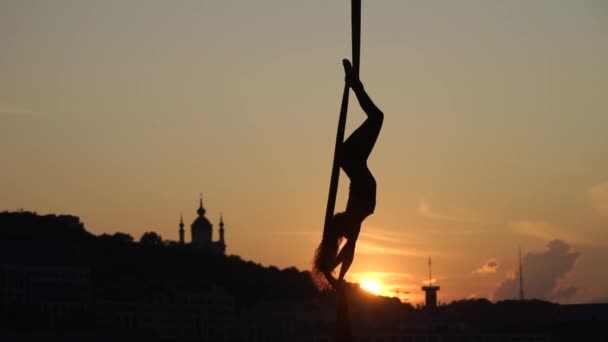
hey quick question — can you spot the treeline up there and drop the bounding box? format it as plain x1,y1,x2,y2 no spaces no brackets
0,210,561,319
0,211,329,309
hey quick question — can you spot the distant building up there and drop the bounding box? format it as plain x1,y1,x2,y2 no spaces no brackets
422,284,440,310
180,195,226,254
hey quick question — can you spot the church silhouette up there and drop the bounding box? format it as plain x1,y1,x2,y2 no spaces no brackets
178,195,226,254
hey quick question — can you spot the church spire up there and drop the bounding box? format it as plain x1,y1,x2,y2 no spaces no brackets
197,193,206,216
219,212,225,243
178,213,185,245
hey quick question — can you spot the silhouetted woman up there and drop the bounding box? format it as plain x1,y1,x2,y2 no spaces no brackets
314,59,384,289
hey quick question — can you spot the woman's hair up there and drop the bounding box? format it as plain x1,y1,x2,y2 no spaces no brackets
312,212,346,289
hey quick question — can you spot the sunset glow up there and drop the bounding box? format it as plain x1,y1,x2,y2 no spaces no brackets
1,0,607,305
360,279,382,295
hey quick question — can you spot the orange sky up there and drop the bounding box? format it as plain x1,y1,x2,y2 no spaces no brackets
1,0,607,304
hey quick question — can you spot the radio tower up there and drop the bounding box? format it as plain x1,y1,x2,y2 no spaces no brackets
422,257,440,310
519,246,525,301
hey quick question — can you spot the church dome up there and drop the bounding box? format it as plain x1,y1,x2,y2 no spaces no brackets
192,215,212,232
191,195,213,246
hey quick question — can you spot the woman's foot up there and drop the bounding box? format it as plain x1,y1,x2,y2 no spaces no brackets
342,59,362,90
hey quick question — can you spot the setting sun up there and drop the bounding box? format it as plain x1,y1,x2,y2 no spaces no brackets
360,279,382,295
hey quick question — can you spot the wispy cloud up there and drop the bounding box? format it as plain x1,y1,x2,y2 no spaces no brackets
416,199,480,223
359,231,401,243
359,228,419,244
473,258,499,274
356,240,425,257
510,220,595,246
0,104,44,117
589,181,608,217
512,220,560,241
356,226,451,258
356,240,450,260
422,278,440,285
417,199,456,220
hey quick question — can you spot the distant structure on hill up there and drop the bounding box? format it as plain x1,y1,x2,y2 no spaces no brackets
179,195,226,254
422,257,440,310
519,246,525,301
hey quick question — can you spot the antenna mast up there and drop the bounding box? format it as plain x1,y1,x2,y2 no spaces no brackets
519,246,525,301
428,257,432,284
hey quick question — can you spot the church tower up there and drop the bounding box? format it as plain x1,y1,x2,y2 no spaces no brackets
178,214,185,245
191,194,213,247
217,213,226,254
219,214,225,243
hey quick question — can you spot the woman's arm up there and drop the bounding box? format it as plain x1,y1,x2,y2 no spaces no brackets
336,238,357,281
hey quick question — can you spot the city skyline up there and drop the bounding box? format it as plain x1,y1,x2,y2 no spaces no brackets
1,0,607,305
